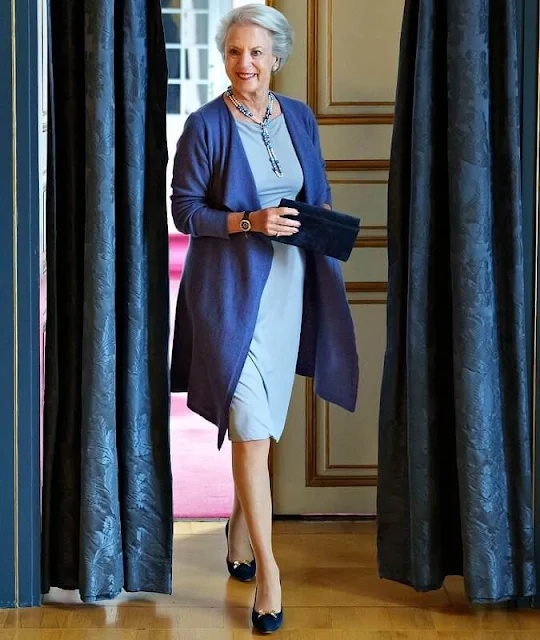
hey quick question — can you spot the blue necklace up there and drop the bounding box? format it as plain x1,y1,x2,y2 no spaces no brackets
226,86,283,178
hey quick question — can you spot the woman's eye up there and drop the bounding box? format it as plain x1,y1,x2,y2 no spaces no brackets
252,50,262,56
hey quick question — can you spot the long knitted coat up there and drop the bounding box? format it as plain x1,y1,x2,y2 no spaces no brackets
170,94,359,449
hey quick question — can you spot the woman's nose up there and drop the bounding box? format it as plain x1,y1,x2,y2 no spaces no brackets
238,52,252,68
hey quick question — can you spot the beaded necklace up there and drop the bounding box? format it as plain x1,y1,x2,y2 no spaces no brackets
225,86,283,178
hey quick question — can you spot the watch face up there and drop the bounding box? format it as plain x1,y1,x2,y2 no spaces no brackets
240,219,251,232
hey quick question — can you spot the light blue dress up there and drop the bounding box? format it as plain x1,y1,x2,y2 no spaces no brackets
228,114,305,443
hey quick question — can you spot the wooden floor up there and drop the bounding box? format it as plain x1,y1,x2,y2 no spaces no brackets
1,521,539,638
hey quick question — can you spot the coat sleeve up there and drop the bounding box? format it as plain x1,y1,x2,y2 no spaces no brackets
306,107,332,207
171,111,230,239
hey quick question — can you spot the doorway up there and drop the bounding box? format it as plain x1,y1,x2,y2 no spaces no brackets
163,0,266,519
3,0,538,609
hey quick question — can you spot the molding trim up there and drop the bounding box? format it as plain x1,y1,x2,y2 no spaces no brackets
327,0,393,109
325,403,378,471
305,284,388,484
346,282,387,293
326,163,389,244
0,0,41,608
305,379,378,487
326,160,390,172
15,0,41,607
313,115,393,125
11,0,20,607
328,179,388,185
306,0,318,115
0,0,17,608
307,0,394,125
355,237,387,248
346,282,388,305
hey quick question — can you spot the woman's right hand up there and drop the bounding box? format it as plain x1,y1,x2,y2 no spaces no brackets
249,207,300,237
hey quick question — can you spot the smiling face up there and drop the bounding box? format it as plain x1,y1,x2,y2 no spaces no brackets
224,24,278,98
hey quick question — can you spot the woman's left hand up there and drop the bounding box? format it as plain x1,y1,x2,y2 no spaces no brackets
249,206,301,237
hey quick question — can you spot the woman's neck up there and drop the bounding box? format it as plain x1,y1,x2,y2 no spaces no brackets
230,87,270,120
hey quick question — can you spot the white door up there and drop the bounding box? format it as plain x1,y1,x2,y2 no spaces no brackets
270,0,404,515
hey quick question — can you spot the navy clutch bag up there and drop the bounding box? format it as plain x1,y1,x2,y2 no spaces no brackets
272,199,360,262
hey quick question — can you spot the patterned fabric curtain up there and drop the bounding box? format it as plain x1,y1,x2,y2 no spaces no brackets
378,0,535,603
42,0,173,602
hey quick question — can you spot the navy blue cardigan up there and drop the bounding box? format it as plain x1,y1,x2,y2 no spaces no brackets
170,94,358,449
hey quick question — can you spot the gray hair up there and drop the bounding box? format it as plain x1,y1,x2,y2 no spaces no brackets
215,4,293,73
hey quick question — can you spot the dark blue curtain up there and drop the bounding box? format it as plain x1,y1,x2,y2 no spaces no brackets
42,0,173,602
378,0,535,603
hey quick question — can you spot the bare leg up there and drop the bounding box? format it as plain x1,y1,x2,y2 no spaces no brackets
227,484,254,562
231,439,281,612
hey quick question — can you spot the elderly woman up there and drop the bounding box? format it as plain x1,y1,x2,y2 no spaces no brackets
170,3,358,634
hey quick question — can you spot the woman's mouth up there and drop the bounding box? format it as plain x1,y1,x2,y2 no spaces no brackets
237,73,256,81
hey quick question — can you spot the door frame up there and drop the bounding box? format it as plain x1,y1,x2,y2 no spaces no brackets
0,0,41,608
0,0,538,609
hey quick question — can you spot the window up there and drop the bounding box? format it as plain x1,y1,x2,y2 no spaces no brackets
162,0,265,232
162,0,266,117
162,0,222,116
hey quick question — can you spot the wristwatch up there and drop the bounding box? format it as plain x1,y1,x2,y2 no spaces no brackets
240,211,252,233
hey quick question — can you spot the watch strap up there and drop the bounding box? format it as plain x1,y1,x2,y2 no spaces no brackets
240,211,251,232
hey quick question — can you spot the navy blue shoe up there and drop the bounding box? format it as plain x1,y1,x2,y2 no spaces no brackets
225,519,256,582
251,585,283,634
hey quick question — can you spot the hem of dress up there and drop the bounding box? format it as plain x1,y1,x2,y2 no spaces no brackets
227,433,279,444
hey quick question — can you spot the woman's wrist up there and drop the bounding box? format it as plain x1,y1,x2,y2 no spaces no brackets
247,210,260,232
227,211,246,234
227,210,261,234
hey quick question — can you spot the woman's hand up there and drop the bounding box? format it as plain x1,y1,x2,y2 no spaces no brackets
249,207,300,237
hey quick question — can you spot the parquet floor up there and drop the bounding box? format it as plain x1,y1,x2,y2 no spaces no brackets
1,521,539,638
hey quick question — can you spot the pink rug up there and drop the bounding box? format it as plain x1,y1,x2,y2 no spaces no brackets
169,268,234,520
170,394,234,519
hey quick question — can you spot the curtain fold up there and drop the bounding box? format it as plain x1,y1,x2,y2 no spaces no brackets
42,0,172,602
378,0,535,603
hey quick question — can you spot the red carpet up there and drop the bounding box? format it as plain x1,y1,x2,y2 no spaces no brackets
169,273,233,519
170,393,234,519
